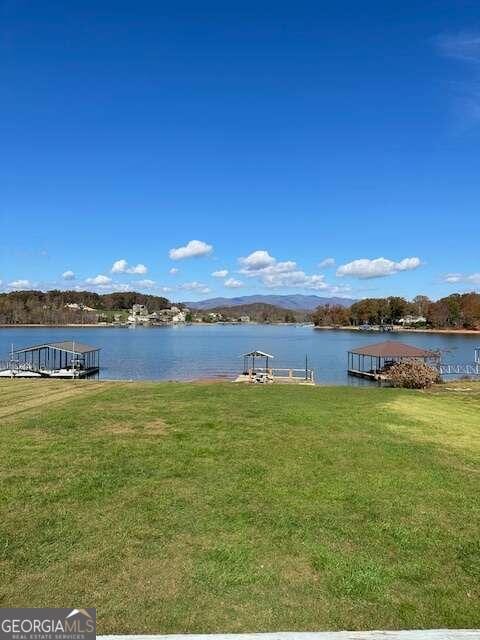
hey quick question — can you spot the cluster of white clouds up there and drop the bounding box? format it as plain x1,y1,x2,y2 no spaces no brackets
336,257,421,279
63,258,153,292
237,250,345,292
111,259,147,275
9,237,466,300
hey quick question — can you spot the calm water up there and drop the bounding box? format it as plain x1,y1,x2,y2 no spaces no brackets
1,325,479,384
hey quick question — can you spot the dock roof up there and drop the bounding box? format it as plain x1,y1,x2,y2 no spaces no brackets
349,340,436,358
242,350,274,358
14,341,100,355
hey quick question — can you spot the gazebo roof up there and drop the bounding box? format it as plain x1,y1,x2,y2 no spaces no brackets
242,350,274,359
14,341,100,355
349,340,435,358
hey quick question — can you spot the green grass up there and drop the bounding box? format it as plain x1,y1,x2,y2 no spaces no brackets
0,379,479,632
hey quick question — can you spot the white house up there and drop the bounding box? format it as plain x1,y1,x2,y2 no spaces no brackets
398,315,427,325
128,304,158,325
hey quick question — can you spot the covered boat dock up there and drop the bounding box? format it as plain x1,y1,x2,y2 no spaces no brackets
235,350,315,384
347,340,439,381
0,341,101,378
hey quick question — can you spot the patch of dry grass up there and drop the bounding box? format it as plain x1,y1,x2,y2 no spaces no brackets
386,384,480,461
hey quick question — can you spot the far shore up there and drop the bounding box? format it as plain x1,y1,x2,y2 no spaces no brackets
0,323,121,328
313,325,480,335
0,322,478,335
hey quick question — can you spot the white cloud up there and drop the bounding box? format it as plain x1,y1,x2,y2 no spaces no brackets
169,240,213,260
443,273,462,284
62,270,75,280
436,32,480,125
137,279,156,288
130,264,147,274
437,33,480,63
179,281,211,294
319,257,335,268
99,283,131,292
224,277,243,288
169,267,179,275
443,272,480,285
8,279,32,289
111,259,148,274
86,274,112,285
239,250,276,271
212,269,229,278
336,257,421,279
466,273,480,284
238,249,349,292
82,282,131,292
111,259,128,273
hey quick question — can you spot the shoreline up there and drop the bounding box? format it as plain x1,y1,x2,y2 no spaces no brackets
313,325,480,335
0,322,478,335
0,321,309,329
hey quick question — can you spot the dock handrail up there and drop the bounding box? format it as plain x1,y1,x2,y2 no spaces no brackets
247,366,315,382
438,363,480,376
0,359,50,376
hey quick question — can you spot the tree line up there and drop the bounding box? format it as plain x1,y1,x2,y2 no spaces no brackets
311,292,480,330
0,290,171,324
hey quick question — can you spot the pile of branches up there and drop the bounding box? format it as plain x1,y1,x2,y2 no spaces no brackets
388,360,441,389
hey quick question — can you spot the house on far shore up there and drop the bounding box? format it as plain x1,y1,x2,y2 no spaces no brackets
169,306,187,323
65,302,97,313
207,312,223,322
398,315,427,326
127,304,158,325
239,315,251,323
157,305,187,323
128,303,186,325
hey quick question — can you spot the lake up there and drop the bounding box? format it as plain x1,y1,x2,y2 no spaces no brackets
1,325,479,384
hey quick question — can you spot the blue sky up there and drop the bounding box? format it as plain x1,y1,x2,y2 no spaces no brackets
1,0,479,301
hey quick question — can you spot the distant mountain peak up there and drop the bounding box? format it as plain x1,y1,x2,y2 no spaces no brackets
183,294,355,311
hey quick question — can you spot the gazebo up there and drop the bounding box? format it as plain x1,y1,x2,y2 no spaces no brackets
347,340,439,379
235,349,314,384
242,350,274,374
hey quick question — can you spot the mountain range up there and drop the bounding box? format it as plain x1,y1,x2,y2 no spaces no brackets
183,294,356,311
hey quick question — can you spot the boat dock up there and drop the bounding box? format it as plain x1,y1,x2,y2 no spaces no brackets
234,350,315,385
347,340,440,382
347,341,480,381
0,341,101,379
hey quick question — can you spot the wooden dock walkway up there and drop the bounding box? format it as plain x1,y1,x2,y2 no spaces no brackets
235,367,315,385
347,368,389,382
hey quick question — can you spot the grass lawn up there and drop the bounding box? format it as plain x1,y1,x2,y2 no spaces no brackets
0,379,479,633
